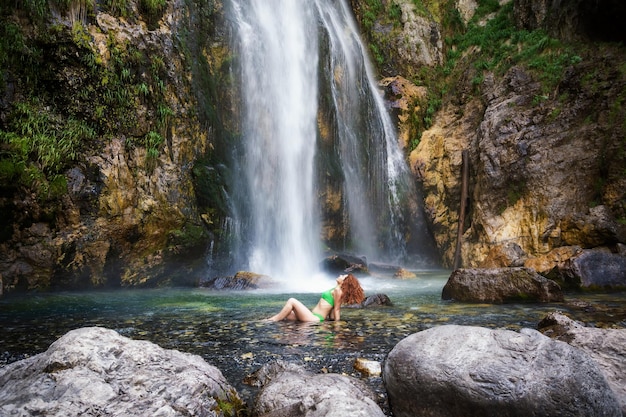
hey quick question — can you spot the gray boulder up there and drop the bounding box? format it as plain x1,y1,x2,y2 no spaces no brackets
539,312,626,415
251,361,384,417
559,248,626,289
384,325,621,417
442,267,563,303
0,327,243,416
345,293,393,308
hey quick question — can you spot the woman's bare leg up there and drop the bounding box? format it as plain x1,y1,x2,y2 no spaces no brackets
267,298,319,322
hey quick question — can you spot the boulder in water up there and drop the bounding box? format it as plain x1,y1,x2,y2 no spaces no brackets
200,271,274,290
0,327,244,416
344,293,393,308
251,361,385,417
559,248,626,289
384,325,621,417
320,253,368,275
441,267,563,303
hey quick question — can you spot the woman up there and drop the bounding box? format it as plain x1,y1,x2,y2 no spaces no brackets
266,273,365,322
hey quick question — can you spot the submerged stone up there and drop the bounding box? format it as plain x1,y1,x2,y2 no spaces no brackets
353,357,382,377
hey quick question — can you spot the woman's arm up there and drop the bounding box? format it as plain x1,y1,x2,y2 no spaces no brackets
331,305,340,321
330,289,342,321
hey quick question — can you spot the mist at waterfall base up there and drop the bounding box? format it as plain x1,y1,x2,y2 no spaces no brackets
207,0,439,290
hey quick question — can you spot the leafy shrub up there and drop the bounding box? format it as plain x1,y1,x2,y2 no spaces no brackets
0,101,95,199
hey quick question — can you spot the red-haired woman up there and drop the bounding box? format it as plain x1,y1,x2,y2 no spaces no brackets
266,274,365,322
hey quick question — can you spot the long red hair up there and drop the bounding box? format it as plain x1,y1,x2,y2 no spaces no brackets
341,274,365,305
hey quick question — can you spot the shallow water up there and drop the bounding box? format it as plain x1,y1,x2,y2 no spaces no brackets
1,270,624,409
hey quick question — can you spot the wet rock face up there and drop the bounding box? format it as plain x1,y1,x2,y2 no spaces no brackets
411,53,626,267
441,267,563,303
393,1,444,68
0,327,243,417
384,325,622,417
0,1,222,292
380,75,427,151
350,0,447,78
560,205,626,248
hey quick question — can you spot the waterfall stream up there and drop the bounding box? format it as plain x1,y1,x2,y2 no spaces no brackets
226,0,436,287
229,1,321,287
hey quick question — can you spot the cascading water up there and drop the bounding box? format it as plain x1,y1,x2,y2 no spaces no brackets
228,1,320,288
226,0,437,287
315,1,418,261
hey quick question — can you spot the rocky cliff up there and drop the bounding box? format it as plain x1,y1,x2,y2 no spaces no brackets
0,0,232,291
354,0,626,268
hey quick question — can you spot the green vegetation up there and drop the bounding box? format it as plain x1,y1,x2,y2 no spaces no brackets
443,1,582,94
390,0,586,152
100,0,132,17
168,222,207,249
362,0,383,31
141,0,167,16
140,0,167,29
0,1,175,204
0,100,95,199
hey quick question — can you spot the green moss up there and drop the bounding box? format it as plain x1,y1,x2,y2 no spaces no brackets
362,0,383,30
474,0,500,17
388,3,402,25
369,43,385,66
140,0,167,29
411,0,433,19
215,390,247,417
168,223,208,249
18,0,49,20
100,0,132,18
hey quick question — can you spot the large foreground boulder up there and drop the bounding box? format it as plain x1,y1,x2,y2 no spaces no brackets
384,325,621,417
441,267,563,303
539,312,626,415
0,327,243,416
249,361,384,417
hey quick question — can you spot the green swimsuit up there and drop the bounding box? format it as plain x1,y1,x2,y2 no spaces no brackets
313,288,335,321
321,288,335,306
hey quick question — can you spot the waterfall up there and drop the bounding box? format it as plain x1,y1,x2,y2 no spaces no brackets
228,0,320,287
226,0,436,287
315,1,414,260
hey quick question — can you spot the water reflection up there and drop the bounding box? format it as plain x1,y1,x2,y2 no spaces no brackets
1,272,624,405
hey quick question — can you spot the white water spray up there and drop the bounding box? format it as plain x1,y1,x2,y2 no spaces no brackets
230,0,320,287
228,0,433,287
